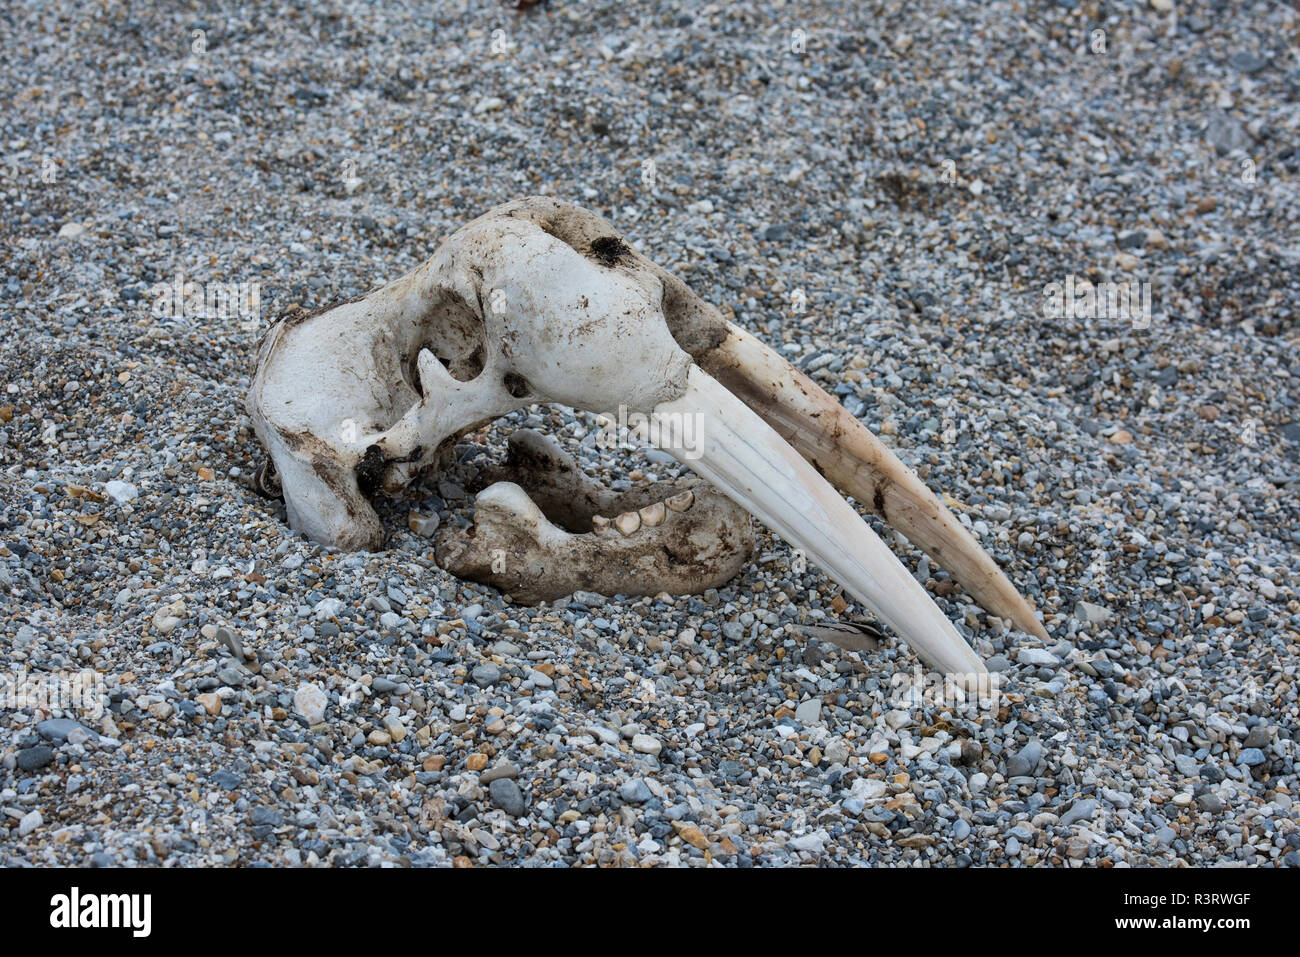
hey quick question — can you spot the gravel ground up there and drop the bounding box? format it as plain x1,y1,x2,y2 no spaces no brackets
2,0,1299,867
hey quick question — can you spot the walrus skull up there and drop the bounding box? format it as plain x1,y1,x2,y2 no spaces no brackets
247,197,1046,676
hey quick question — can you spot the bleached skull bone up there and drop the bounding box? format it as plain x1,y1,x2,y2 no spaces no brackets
248,197,1048,676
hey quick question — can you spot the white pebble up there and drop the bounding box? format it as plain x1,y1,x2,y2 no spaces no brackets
294,682,329,724
104,480,138,504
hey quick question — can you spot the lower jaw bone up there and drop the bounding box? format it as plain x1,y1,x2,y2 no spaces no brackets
433,431,754,603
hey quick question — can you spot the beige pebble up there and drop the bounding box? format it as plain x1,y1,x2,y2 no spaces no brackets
673,821,709,850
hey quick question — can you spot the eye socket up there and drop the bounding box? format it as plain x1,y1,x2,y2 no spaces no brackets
503,372,530,398
406,287,487,389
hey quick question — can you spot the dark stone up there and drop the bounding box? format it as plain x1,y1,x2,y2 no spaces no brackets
36,718,86,742
249,806,283,827
489,778,526,817
211,770,243,789
17,745,55,772
1230,51,1268,74
718,760,745,780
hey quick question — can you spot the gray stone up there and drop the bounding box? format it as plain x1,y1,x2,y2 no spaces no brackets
1006,740,1043,777
1243,726,1272,749
1059,798,1097,827
36,718,90,743
1238,748,1266,766
489,778,526,817
1229,51,1268,74
1173,753,1199,777
17,745,55,771
249,806,283,827
1018,648,1060,667
619,778,654,803
211,770,243,789
1073,601,1112,625
1196,792,1225,813
585,724,620,746
1205,110,1251,155
716,759,744,780
794,699,822,725
789,832,824,854
1200,764,1226,784
215,626,244,660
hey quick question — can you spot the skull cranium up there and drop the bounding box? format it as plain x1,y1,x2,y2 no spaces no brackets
247,197,1047,676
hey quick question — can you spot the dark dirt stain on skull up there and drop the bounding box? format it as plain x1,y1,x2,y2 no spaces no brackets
355,444,387,497
869,475,892,520
589,235,630,267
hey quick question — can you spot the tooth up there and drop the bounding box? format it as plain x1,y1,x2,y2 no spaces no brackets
615,511,641,535
665,490,694,512
652,365,987,677
591,514,611,532
639,502,666,526
701,323,1047,640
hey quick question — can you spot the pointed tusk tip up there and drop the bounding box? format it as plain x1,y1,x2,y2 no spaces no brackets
1019,616,1050,641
